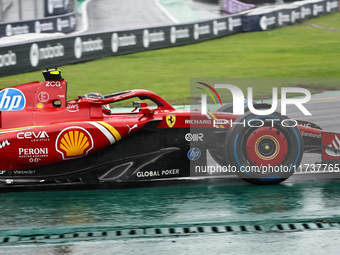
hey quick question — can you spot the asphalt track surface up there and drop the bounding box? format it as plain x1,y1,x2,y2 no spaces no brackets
1,0,223,34
0,0,175,33
2,2,340,253
0,93,340,254
86,0,174,32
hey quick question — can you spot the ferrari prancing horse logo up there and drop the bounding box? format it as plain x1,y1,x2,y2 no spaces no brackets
166,115,176,128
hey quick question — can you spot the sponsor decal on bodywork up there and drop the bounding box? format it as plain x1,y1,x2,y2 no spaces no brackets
0,88,26,111
17,131,50,142
56,126,94,160
323,132,340,158
56,122,121,160
46,81,62,87
301,131,321,139
127,124,138,133
136,169,180,178
12,170,36,175
185,133,203,142
166,115,176,128
188,148,201,160
19,148,48,159
67,103,79,112
0,140,10,149
185,119,212,125
38,91,50,102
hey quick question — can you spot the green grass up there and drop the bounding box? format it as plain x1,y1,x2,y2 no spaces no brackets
1,13,340,105
307,12,340,30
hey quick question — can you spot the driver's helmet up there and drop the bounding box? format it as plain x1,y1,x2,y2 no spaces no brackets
81,92,111,113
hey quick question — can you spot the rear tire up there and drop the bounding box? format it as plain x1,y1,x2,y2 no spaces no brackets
225,112,303,185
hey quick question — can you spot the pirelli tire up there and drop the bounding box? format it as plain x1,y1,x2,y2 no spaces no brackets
225,111,304,185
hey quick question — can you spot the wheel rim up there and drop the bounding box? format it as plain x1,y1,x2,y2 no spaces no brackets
246,126,288,167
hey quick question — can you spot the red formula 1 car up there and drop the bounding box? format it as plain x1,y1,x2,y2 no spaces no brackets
0,69,337,189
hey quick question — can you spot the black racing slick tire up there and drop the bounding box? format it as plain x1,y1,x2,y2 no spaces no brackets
225,111,304,185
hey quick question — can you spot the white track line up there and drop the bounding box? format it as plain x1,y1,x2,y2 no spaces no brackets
74,0,92,34
154,0,179,24
304,22,340,32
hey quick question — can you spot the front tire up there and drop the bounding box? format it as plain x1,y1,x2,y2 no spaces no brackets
225,112,303,185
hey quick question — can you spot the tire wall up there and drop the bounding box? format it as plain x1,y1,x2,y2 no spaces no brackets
0,12,77,38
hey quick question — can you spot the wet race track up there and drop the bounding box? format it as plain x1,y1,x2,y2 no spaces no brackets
1,179,340,254
1,94,340,253
2,1,340,253
86,0,174,32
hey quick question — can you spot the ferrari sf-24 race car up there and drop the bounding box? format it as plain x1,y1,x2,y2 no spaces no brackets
0,69,338,188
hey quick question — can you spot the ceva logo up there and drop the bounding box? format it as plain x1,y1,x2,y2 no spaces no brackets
0,88,26,111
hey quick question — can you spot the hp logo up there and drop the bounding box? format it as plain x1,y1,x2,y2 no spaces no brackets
187,148,201,161
0,88,26,111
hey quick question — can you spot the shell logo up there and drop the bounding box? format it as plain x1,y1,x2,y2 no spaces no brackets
56,127,94,160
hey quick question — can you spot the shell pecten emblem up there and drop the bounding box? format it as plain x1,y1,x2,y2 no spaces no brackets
166,115,176,128
56,127,94,160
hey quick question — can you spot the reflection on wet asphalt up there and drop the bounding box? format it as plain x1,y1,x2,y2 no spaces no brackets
1,180,340,230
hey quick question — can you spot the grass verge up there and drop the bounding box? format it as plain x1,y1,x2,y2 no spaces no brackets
0,13,339,105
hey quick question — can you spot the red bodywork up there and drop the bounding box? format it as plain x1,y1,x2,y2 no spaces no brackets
0,77,226,171
0,74,327,173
